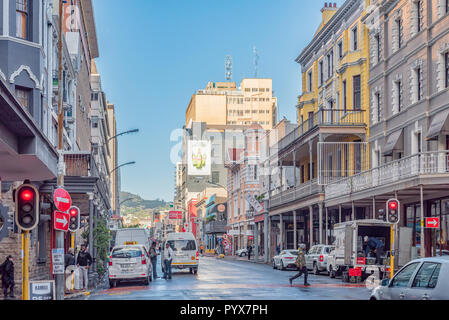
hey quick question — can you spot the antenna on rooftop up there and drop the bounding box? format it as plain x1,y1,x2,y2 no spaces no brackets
225,55,233,81
253,46,259,78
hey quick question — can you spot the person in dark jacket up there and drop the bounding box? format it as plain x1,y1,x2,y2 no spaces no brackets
149,243,158,279
64,248,76,293
76,244,92,290
364,236,385,264
1,255,15,299
289,245,310,287
247,245,253,261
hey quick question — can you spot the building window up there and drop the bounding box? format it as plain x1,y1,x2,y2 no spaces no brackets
16,0,28,40
307,71,313,92
353,75,361,110
15,87,31,111
212,171,220,184
417,1,422,33
319,60,323,86
396,19,402,49
342,80,347,112
396,80,402,113
352,26,358,51
446,52,449,88
416,67,422,102
375,33,381,63
338,41,343,59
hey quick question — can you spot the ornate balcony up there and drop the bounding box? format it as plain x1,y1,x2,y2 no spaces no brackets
269,179,321,209
325,151,449,200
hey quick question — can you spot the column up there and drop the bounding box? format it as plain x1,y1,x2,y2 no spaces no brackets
325,207,329,245
88,193,94,276
339,205,342,223
279,213,284,250
293,210,297,249
352,201,355,221
267,214,272,261
372,197,376,219
293,151,297,188
254,222,259,261
319,203,323,244
264,211,269,263
309,205,314,248
420,185,425,258
280,160,284,201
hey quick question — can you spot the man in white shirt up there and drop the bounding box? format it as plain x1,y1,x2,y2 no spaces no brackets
163,242,174,280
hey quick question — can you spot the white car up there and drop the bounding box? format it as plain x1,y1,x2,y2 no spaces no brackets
370,256,449,300
272,250,299,271
108,244,153,288
236,248,248,257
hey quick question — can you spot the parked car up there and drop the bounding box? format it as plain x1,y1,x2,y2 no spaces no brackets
108,244,153,288
370,256,449,300
305,245,335,275
236,245,254,257
272,250,299,271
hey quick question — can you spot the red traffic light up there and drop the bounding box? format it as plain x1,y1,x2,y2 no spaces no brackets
69,208,79,216
21,189,34,201
389,201,398,210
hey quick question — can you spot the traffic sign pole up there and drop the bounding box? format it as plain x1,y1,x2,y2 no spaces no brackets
22,231,30,300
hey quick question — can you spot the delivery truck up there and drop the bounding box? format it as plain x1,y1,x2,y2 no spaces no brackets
326,219,392,283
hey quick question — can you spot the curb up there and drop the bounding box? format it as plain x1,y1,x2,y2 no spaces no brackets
64,291,91,300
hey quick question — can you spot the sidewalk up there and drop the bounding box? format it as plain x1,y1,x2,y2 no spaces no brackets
64,290,91,300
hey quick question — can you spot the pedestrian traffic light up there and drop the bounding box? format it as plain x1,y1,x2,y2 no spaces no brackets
68,206,80,232
386,199,400,224
14,184,39,231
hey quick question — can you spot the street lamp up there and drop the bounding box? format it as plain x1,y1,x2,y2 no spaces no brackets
108,129,139,142
110,161,136,174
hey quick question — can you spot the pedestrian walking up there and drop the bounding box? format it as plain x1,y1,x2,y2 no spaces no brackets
247,244,253,261
200,244,204,256
76,244,92,290
163,242,174,280
149,242,158,279
0,255,15,299
289,244,310,286
64,248,75,293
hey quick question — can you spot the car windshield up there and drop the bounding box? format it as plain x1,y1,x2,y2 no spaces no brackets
287,251,299,256
167,240,196,251
112,247,142,258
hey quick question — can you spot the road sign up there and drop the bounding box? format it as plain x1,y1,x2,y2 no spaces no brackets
425,217,440,229
53,188,72,212
53,211,69,232
169,211,183,219
52,248,65,275
29,281,55,300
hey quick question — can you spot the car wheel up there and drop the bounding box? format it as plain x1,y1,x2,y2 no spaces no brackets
313,263,320,275
143,275,150,285
193,268,198,275
281,260,286,271
109,280,117,288
272,260,276,269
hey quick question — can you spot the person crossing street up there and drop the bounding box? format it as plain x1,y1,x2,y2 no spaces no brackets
1,256,15,299
289,244,310,287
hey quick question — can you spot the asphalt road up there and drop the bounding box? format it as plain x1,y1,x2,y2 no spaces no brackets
86,256,372,300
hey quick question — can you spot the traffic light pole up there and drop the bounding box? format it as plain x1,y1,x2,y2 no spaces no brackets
390,225,395,279
55,0,65,301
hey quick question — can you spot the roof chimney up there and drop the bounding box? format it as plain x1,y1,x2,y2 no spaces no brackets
320,2,339,28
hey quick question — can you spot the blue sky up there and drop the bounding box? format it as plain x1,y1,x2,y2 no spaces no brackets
92,0,345,201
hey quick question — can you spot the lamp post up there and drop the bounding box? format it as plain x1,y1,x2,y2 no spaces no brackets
110,161,136,174
108,129,139,142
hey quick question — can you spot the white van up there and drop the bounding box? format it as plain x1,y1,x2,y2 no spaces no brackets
115,228,151,252
162,232,199,274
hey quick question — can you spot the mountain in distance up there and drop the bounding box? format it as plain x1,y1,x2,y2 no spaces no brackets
120,191,172,218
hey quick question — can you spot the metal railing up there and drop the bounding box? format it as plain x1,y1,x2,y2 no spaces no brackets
325,151,449,199
269,179,321,208
275,109,366,152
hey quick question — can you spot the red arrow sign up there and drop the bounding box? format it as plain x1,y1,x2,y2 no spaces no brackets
54,188,72,212
425,217,440,229
54,211,69,232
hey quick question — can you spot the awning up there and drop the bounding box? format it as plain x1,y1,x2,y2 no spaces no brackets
426,109,449,141
383,129,404,156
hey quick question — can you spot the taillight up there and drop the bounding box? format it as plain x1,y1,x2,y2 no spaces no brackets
319,255,324,262
196,251,199,260
141,254,146,265
109,256,112,266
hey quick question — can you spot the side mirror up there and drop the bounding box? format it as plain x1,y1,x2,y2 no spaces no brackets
381,279,390,287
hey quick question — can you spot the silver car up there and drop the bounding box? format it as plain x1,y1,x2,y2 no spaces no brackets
305,245,335,275
370,256,449,300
